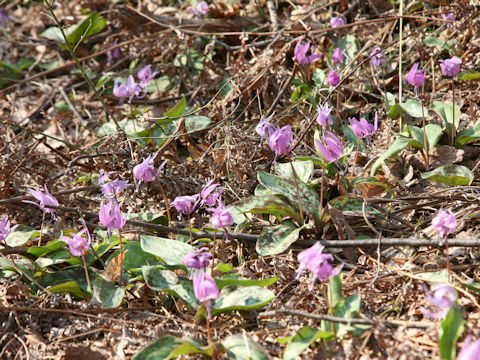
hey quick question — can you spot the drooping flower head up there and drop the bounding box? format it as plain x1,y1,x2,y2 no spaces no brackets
137,65,159,84
315,131,344,163
296,242,343,290
294,38,322,65
326,68,340,87
171,195,199,218
369,47,387,67
133,154,166,191
349,112,378,142
419,284,457,319
211,203,234,230
99,199,129,238
183,247,212,269
315,103,333,126
106,41,120,65
432,209,457,245
269,125,293,157
458,335,480,360
439,56,462,77
193,270,220,318
406,63,426,96
0,215,15,242
98,171,130,198
330,17,345,28
200,179,223,207
441,12,456,30
61,219,91,257
188,1,209,16
113,75,146,104
331,48,343,67
23,185,59,219
255,115,277,139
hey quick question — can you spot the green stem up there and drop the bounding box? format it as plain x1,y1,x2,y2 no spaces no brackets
188,213,193,245
287,152,304,224
211,230,216,277
420,91,429,170
319,161,326,221
451,79,456,147
119,229,124,286
350,138,361,178
82,255,92,292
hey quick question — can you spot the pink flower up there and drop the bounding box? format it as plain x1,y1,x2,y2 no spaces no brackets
326,69,340,86
188,1,209,16
106,41,120,65
315,131,344,163
269,125,293,157
193,270,219,318
439,56,462,77
200,179,223,207
23,185,59,219
331,48,343,67
294,38,322,65
98,171,130,198
255,115,277,139
369,47,386,67
432,209,457,244
441,12,456,30
349,112,378,141
330,17,345,28
0,215,15,242
315,103,333,126
137,65,158,84
211,204,234,230
171,195,199,218
458,335,480,360
61,219,91,257
183,247,211,269
406,63,426,94
99,199,129,238
133,154,166,190
113,75,146,104
419,284,457,319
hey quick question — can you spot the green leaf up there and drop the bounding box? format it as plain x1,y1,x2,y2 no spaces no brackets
425,123,444,148
145,76,173,93
122,242,159,271
431,101,462,140
328,196,383,217
388,99,426,119
49,281,89,299
4,225,36,247
132,335,213,360
457,71,480,81
185,115,211,133
274,160,314,183
455,121,480,146
461,281,480,293
257,171,321,226
256,222,304,256
333,294,370,338
439,306,464,360
233,194,301,224
212,286,275,316
423,36,455,51
415,269,449,283
313,69,326,87
283,326,334,360
371,136,411,175
216,274,278,289
142,267,198,310
340,34,360,61
163,97,187,118
141,235,195,266
97,118,147,137
221,335,268,360
421,165,473,186
37,268,95,297
0,258,36,282
328,273,345,309
91,276,125,308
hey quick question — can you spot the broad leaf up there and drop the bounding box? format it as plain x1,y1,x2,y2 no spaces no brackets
222,335,268,360
457,71,480,81
328,196,383,217
455,121,480,146
371,136,411,175
212,286,275,316
122,242,159,271
132,335,213,360
37,268,94,297
256,222,304,256
185,115,211,133
4,225,36,247
388,99,427,119
92,276,125,308
421,165,473,186
233,194,301,223
274,160,314,183
141,235,195,266
283,326,334,360
215,274,278,289
431,101,461,141
49,281,89,299
439,306,464,360
163,96,187,118
97,118,146,137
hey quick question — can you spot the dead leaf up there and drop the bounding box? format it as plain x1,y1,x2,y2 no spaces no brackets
64,345,107,360
103,251,126,283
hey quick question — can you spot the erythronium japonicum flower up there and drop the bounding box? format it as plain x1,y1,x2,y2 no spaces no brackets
24,185,59,220
294,38,322,65
209,203,234,274
369,47,386,67
330,17,345,28
331,48,343,68
316,103,333,127
171,194,199,244
133,154,166,191
188,1,209,16
441,12,456,30
200,179,223,207
192,270,219,344
406,63,426,96
0,215,15,242
432,208,457,281
183,247,211,270
439,56,462,146
326,69,340,87
458,335,480,360
349,113,378,177
98,171,130,198
113,75,145,104
255,114,277,139
296,242,343,290
137,65,159,85
419,284,457,319
106,41,120,66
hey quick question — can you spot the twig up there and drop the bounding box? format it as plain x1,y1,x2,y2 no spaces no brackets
266,0,278,32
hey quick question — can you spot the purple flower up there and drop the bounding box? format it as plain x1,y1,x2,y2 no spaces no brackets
113,75,145,104
193,270,219,318
406,63,426,95
137,65,159,84
315,131,344,163
201,179,223,207
349,112,378,141
458,335,480,360
296,242,343,290
326,69,340,87
183,247,211,269
369,47,386,67
23,185,59,219
419,284,457,319
0,215,15,242
99,199,129,238
188,1,209,16
315,104,333,126
331,48,343,67
255,115,277,139
439,56,462,77
106,41,120,65
294,38,322,65
441,12,456,30
133,154,166,191
0,8,11,26
98,172,130,198
61,219,91,257
330,17,345,28
211,204,234,230
268,125,293,157
171,195,199,218
432,209,457,245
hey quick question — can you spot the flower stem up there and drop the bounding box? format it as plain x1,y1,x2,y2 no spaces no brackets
38,212,46,247
336,92,340,126
451,79,456,147
211,230,216,277
420,91,429,170
350,138,361,178
445,237,451,283
287,152,304,224
319,161,326,221
187,213,193,245
82,255,92,292
206,314,212,345
119,229,124,286
381,66,389,110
